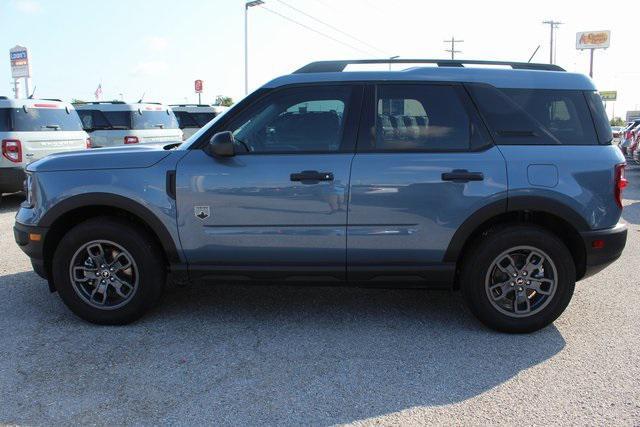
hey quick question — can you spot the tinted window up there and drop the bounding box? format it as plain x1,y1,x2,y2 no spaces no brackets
77,110,132,130
192,112,216,127
228,86,351,153
585,91,613,144
132,110,179,130
371,84,470,151
11,107,84,132
173,111,198,128
0,109,9,131
469,85,599,145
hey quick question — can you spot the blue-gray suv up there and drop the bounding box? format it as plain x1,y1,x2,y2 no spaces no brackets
14,60,627,332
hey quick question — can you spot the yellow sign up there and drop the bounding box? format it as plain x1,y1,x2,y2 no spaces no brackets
600,91,617,101
576,31,611,49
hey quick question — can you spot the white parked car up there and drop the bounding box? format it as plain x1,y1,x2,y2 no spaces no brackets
170,104,229,139
0,96,89,196
75,101,182,147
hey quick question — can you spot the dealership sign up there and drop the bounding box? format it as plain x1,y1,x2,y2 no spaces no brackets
194,79,203,94
600,91,617,101
9,45,30,78
576,31,610,50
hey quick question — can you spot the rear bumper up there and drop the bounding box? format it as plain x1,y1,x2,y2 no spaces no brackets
580,222,627,280
0,167,25,194
14,222,49,280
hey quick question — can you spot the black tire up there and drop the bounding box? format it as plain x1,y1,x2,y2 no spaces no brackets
52,217,166,325
460,225,575,333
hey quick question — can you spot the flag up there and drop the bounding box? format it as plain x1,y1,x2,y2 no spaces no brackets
94,83,102,100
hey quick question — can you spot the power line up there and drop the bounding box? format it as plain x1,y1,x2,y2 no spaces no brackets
258,5,374,56
273,0,387,56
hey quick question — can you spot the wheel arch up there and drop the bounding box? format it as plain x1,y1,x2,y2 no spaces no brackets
40,193,180,280
445,196,589,287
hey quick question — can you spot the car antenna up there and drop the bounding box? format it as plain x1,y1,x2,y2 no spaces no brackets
137,92,145,103
28,85,37,99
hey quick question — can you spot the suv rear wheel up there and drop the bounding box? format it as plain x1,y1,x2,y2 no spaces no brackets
460,225,575,333
52,217,165,325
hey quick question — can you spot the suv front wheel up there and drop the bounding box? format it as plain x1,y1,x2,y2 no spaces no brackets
52,217,165,325
461,225,576,333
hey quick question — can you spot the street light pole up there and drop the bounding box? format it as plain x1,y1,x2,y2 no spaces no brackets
245,0,264,95
388,55,399,71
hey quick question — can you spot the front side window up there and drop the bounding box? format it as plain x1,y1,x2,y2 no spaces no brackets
228,86,351,153
11,107,84,132
132,110,179,130
371,84,470,151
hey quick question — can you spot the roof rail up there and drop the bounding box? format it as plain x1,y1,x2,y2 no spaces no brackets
73,100,126,105
294,59,565,73
169,104,211,107
41,98,62,102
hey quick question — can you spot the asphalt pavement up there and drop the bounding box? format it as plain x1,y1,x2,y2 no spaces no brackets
1,169,639,426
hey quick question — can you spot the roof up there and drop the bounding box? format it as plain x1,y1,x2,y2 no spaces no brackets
74,102,170,112
0,98,74,109
264,60,596,91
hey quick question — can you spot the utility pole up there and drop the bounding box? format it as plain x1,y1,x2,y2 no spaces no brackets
542,20,563,64
443,36,463,60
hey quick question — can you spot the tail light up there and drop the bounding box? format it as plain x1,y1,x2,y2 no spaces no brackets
86,137,92,149
2,139,22,163
615,163,627,209
124,136,139,144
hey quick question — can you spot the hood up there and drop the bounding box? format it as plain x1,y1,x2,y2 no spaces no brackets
27,144,174,172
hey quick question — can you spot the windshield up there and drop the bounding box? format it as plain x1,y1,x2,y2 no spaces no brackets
9,107,84,132
132,109,179,130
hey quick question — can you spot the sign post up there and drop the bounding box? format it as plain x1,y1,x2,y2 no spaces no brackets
194,79,203,104
9,45,30,99
576,31,610,78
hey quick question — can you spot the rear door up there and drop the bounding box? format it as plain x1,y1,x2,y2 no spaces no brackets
347,83,508,282
176,84,362,280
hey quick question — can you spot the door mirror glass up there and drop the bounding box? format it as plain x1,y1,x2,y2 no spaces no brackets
207,131,235,157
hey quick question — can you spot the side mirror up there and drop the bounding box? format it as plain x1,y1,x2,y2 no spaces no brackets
206,131,235,157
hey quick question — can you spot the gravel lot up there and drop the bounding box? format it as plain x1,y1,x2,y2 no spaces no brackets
1,169,640,426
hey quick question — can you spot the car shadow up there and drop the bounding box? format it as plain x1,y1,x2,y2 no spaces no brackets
1,270,566,425
0,193,23,214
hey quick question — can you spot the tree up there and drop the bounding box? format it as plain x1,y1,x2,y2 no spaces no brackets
214,95,234,107
610,117,625,126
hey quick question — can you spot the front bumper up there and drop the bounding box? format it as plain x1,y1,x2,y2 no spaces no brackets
14,222,49,281
0,167,25,194
580,222,627,279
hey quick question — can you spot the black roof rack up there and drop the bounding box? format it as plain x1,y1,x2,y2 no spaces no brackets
294,59,565,73
73,100,126,105
169,104,212,107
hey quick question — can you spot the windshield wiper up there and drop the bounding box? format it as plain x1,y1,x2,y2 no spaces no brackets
43,124,60,130
153,124,165,129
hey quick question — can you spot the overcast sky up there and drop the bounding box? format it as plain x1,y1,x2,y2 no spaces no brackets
2,0,638,119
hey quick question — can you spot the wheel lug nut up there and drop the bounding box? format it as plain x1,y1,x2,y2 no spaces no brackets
510,282,515,287
522,271,527,276
110,277,115,281
513,273,517,277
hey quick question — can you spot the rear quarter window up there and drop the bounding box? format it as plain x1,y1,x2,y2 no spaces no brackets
0,109,10,131
468,85,600,145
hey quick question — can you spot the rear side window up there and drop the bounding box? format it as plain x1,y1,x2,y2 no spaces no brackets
370,84,470,151
132,110,179,130
468,85,599,145
585,91,613,144
0,109,9,131
10,107,84,132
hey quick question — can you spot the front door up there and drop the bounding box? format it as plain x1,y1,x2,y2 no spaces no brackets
176,85,362,280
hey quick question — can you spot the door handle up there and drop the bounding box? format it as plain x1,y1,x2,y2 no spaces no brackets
290,170,334,183
441,169,484,182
